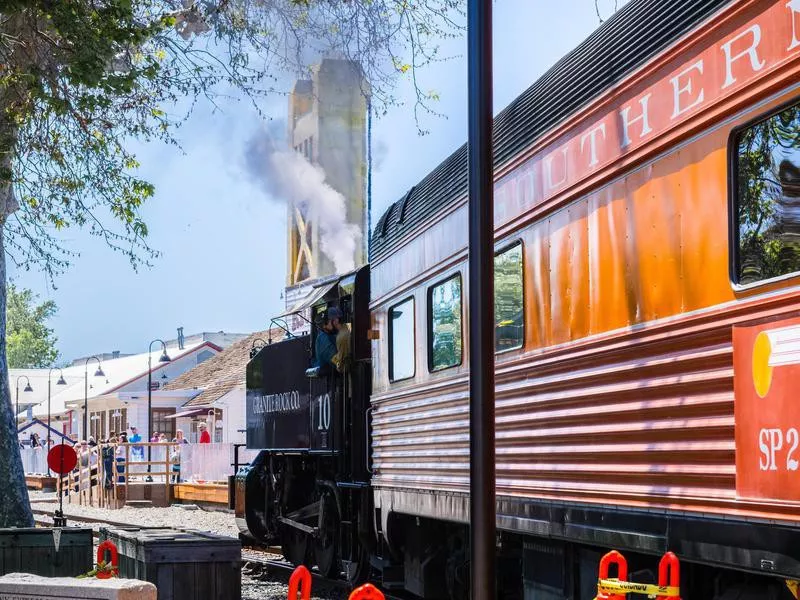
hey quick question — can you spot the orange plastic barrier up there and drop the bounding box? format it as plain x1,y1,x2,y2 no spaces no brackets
349,583,386,600
288,565,311,600
595,549,682,599
596,550,628,600
657,552,681,600
95,540,119,579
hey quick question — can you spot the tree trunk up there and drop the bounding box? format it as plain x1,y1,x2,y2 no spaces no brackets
0,158,33,527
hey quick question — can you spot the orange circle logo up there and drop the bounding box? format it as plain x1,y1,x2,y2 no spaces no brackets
752,331,773,398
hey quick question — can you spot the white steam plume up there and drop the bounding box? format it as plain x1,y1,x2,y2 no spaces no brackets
246,125,362,274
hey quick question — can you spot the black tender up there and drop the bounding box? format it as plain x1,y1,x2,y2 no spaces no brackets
369,0,733,262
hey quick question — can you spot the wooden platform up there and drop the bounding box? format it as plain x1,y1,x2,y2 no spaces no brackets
172,483,228,505
25,475,57,491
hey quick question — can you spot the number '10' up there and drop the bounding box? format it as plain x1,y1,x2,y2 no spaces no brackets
318,394,331,431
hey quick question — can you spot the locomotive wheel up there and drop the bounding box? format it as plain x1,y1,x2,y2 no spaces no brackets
282,526,309,567
342,537,370,585
314,490,341,579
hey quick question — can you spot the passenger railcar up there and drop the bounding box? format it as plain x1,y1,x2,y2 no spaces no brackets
237,0,800,597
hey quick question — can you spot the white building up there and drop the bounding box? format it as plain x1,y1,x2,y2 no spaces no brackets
154,329,283,444
11,331,248,442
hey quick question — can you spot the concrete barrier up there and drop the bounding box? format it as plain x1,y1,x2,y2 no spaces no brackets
0,573,156,599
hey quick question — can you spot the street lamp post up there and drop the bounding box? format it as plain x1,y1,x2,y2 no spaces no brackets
147,339,171,477
46,368,67,476
84,357,105,440
15,375,33,430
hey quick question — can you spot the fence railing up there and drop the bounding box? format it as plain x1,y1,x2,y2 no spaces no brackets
60,442,177,508
36,442,258,482
54,441,262,508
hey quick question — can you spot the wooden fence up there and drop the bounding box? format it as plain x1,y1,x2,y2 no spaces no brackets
60,442,178,509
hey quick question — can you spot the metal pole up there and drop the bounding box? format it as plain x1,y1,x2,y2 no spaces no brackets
468,0,495,597
47,378,51,477
147,352,152,479
15,383,18,431
84,367,88,441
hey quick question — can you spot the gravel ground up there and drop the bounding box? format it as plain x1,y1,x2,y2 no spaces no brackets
28,490,239,537
241,567,347,600
28,491,347,599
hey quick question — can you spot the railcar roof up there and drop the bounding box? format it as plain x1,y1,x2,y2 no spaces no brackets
370,0,733,262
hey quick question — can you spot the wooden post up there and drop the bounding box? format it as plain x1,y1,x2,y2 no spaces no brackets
98,446,103,509
164,443,170,503
125,443,129,502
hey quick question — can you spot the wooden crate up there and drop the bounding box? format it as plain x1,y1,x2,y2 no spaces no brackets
99,527,241,600
0,527,92,577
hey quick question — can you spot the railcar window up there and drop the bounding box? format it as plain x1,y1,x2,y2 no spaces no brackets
389,298,415,381
495,243,524,352
428,275,463,371
735,103,800,284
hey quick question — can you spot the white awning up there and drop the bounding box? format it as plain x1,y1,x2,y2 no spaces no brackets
166,408,209,419
276,281,338,319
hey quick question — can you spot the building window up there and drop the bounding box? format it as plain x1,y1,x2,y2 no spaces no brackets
734,101,800,284
89,411,106,441
152,408,176,440
389,298,415,381
428,274,463,372
495,243,524,352
108,408,128,437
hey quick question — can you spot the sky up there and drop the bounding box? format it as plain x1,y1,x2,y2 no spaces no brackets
9,0,628,363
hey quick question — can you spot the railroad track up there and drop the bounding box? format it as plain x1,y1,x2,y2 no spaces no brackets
31,508,132,532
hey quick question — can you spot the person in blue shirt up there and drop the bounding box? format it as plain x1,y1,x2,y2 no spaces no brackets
128,426,144,463
314,309,340,375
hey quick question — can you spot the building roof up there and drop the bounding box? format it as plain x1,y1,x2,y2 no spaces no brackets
11,338,221,419
18,418,72,442
164,329,285,408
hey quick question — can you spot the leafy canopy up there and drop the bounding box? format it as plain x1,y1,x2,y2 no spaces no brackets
0,0,462,278
6,284,59,368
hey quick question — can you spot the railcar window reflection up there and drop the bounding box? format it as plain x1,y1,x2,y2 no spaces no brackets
428,275,462,371
389,298,415,381
495,243,524,352
735,102,800,284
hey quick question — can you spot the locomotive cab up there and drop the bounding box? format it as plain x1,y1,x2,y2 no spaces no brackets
235,265,373,583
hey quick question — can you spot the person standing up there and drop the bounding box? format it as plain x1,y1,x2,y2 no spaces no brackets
102,437,116,489
128,426,144,478
198,422,211,444
327,307,351,374
115,432,128,483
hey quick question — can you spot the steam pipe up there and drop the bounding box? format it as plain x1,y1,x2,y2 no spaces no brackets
468,0,496,597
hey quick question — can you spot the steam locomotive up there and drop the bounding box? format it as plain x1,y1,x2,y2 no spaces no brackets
235,267,375,584
235,0,800,598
